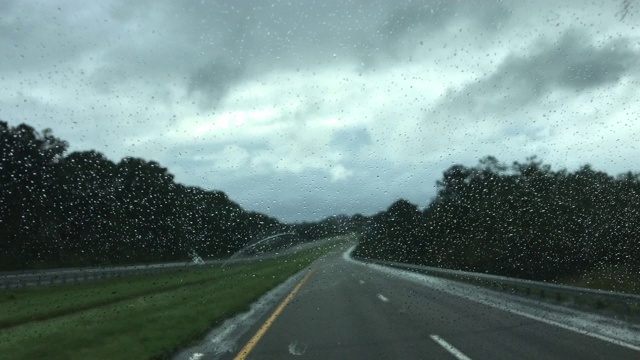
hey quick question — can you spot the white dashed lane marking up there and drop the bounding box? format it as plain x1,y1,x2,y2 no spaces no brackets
430,335,472,360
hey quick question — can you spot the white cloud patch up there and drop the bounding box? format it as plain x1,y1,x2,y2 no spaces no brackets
330,164,354,182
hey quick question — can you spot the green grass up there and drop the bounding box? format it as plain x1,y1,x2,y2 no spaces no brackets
0,242,341,360
0,265,251,328
555,265,640,296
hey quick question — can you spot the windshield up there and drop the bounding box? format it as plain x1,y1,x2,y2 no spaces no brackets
1,1,639,359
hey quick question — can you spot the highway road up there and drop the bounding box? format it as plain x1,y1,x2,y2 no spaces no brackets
183,245,640,360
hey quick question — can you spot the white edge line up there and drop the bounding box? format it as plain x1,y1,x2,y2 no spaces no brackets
487,302,640,352
430,335,472,360
344,246,640,353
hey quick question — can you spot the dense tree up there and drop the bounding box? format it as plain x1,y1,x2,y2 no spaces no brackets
293,214,365,242
355,156,640,282
6,119,635,280
1,122,68,268
0,121,294,270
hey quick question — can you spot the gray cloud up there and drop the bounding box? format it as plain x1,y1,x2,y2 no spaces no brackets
188,61,245,108
506,31,636,91
438,30,639,118
152,0,514,106
0,2,105,71
383,0,510,39
2,0,640,222
331,128,372,152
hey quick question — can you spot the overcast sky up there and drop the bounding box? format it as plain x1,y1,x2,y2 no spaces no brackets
2,0,639,222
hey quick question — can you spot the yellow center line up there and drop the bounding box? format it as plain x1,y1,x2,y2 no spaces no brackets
234,270,315,360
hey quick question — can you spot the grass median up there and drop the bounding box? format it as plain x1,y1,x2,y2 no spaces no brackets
0,241,343,360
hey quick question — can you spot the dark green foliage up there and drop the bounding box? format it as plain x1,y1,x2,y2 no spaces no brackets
355,156,640,281
293,214,366,241
0,121,288,270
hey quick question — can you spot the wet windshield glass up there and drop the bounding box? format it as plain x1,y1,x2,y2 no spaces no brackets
1,1,639,359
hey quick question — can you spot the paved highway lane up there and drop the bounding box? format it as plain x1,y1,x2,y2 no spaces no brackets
200,246,640,360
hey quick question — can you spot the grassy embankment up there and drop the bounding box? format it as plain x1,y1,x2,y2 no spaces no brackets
401,264,639,317
452,269,639,316
0,239,348,360
556,265,640,295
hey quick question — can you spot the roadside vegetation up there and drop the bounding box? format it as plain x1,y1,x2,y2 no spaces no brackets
556,265,640,296
355,156,640,294
0,121,362,271
381,264,640,319
0,242,342,360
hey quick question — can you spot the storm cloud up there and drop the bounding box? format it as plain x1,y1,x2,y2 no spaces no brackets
1,0,639,221
438,30,639,117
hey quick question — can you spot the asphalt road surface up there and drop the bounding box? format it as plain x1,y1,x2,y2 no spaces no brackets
216,246,640,360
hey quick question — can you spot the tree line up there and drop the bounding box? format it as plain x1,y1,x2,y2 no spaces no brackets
0,121,309,270
8,119,633,280
354,156,640,281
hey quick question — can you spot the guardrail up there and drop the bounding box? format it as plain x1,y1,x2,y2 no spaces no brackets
354,256,640,316
0,261,204,290
0,238,335,290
